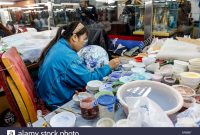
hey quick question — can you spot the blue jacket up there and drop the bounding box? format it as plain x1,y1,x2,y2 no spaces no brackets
36,38,111,108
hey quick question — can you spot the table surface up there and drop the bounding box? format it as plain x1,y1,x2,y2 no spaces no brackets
32,100,126,127
1,30,57,63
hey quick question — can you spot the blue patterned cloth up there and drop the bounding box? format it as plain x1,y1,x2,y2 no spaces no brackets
36,38,111,109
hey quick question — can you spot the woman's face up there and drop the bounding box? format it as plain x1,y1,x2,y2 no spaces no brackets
71,33,88,51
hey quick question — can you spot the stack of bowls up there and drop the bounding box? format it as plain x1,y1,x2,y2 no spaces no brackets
87,80,103,94
188,58,200,73
174,60,188,72
179,72,200,89
172,85,196,108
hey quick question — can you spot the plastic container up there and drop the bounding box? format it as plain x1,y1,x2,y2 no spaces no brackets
117,80,183,115
96,95,116,119
80,97,99,120
73,92,92,106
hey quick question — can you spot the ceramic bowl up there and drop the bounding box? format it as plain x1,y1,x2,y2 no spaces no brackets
119,76,133,83
180,72,200,84
194,95,200,104
174,60,189,71
99,82,113,92
179,80,199,90
80,125,92,127
151,74,163,82
109,71,122,81
172,85,196,97
96,118,115,127
189,58,200,66
183,97,196,108
133,62,145,68
94,90,114,99
142,57,156,66
146,63,160,73
163,76,176,86
87,80,103,91
115,119,128,127
122,64,133,71
117,80,183,115
188,65,200,70
188,66,200,73
120,57,129,64
131,67,146,74
128,60,136,66
50,112,76,127
160,64,174,76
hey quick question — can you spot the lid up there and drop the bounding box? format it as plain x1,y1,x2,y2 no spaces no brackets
97,95,116,106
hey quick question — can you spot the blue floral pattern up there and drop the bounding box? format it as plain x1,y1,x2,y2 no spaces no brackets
78,45,109,71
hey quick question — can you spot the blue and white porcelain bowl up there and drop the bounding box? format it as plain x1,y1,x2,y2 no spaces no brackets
78,45,109,71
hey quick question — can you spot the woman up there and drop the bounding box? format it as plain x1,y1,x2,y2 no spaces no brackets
0,23,12,37
6,21,16,34
36,22,120,110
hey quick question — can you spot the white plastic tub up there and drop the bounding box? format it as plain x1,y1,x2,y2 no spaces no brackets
117,80,183,115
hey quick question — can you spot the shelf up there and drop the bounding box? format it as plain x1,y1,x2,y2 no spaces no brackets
133,28,177,37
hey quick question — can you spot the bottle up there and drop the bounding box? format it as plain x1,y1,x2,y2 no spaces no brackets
26,122,32,127
37,110,43,120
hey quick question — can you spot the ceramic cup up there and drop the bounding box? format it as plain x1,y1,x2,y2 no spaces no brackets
96,118,115,127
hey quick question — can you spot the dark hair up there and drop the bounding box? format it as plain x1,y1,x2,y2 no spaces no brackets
38,22,88,65
0,23,12,37
6,21,16,34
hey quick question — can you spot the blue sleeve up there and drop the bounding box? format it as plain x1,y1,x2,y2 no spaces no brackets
65,58,112,88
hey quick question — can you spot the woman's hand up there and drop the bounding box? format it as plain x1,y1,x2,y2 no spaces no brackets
109,58,120,69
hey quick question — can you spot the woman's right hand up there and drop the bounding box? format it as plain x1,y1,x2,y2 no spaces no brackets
109,58,120,69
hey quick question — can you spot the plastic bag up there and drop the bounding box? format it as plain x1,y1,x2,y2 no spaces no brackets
125,97,174,127
147,38,166,55
176,103,200,127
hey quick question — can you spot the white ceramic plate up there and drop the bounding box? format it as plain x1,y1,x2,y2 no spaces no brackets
50,112,76,127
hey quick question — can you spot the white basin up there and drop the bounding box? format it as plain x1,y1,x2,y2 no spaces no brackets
117,80,183,115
